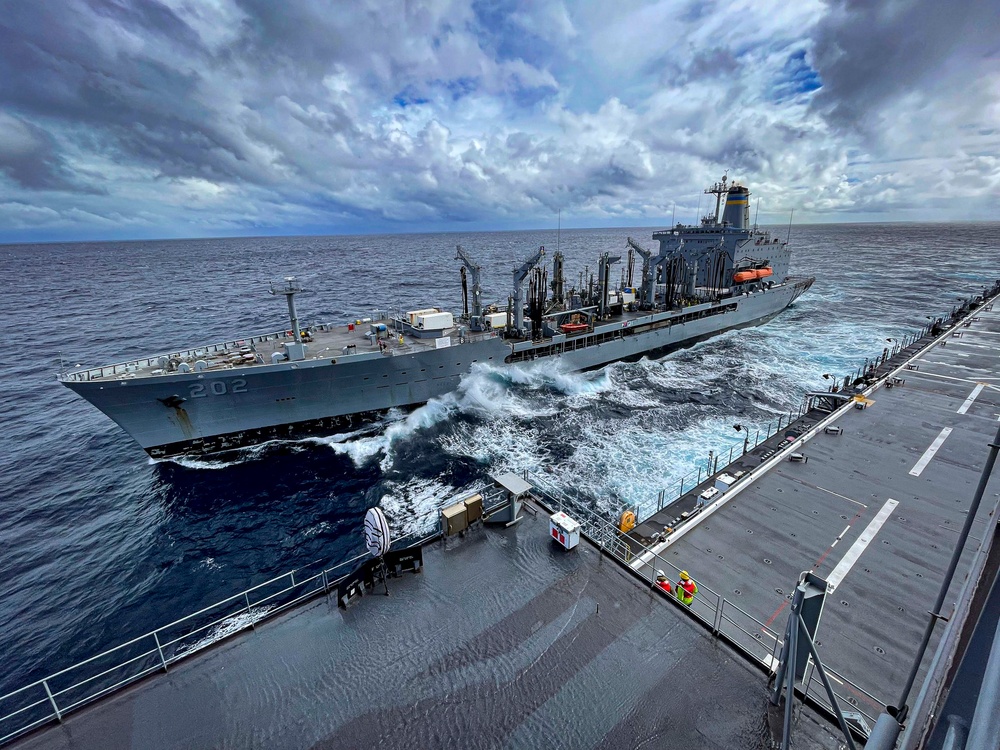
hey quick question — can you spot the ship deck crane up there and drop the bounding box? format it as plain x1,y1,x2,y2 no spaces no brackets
455,245,484,326
511,246,545,334
629,237,684,308
626,237,653,306
653,240,685,308
598,253,621,319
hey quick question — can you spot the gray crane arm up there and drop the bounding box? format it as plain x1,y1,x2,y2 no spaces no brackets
626,237,652,259
455,244,481,273
512,246,545,287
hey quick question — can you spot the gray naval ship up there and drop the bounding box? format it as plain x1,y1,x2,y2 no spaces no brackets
59,178,814,458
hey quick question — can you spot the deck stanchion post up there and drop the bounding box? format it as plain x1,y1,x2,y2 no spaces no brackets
290,570,296,587
321,569,329,593
729,445,734,464
697,467,702,484
245,592,255,631
754,429,760,447
153,631,169,672
679,478,684,496
42,680,61,723
713,595,723,635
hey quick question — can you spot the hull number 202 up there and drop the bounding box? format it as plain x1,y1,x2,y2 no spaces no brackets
189,379,248,398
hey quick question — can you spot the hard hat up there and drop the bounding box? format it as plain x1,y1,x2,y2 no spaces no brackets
680,571,690,581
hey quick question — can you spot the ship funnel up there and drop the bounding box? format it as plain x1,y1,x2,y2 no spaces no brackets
722,185,750,229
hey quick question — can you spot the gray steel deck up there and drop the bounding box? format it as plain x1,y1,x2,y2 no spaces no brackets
11,509,842,750
627,297,1000,723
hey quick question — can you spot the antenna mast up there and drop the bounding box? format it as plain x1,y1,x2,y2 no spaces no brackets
786,209,794,243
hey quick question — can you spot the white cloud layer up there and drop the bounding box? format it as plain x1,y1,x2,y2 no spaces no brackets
0,0,997,241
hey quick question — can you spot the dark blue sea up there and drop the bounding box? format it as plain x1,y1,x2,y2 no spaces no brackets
1,223,997,696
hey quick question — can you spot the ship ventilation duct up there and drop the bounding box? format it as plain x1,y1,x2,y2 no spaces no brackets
722,186,750,229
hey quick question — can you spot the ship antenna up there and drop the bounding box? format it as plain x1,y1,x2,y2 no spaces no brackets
753,198,760,234
671,202,676,227
786,208,794,244
557,209,561,255
269,276,304,343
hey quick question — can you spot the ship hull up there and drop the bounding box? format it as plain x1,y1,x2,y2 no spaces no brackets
62,278,812,458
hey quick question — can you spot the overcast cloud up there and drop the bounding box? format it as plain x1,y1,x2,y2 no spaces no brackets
0,0,997,242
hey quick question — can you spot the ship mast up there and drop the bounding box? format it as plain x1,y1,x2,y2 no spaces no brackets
704,172,729,226
269,277,303,343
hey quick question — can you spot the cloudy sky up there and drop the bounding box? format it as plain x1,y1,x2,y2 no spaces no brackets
1,0,997,242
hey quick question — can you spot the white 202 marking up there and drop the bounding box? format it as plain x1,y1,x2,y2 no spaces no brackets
189,379,247,398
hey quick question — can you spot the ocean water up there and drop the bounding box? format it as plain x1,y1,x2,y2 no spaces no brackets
0,223,997,696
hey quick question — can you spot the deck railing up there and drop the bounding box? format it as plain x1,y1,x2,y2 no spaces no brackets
525,472,886,734
641,321,947,524
0,535,434,746
0,475,505,748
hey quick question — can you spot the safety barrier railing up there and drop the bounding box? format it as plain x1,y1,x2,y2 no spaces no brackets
640,312,975,525
525,472,885,731
645,405,809,520
0,537,433,746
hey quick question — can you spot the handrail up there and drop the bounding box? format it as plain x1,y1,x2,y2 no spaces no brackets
524,473,889,737
0,534,432,746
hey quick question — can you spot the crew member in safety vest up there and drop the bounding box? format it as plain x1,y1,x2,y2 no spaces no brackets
655,570,672,595
676,571,698,605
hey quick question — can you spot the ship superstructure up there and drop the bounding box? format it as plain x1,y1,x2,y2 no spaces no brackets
59,180,813,458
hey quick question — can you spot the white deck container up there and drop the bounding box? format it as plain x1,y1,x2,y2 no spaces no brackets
484,312,507,329
417,311,454,330
714,473,737,493
549,511,581,550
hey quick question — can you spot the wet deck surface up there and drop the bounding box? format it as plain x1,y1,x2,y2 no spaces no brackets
12,509,842,750
628,298,1000,721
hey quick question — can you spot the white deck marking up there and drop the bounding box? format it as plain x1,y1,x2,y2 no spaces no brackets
826,499,899,593
957,384,986,414
830,525,851,548
814,485,867,508
951,340,1000,352
909,370,1000,391
909,427,953,476
923,360,977,370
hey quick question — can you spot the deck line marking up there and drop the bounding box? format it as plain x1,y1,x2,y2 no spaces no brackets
957,383,986,414
830,525,851,548
812,484,868,508
908,370,1000,392
826,498,899,593
764,600,789,629
909,427,953,476
949,341,1000,351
